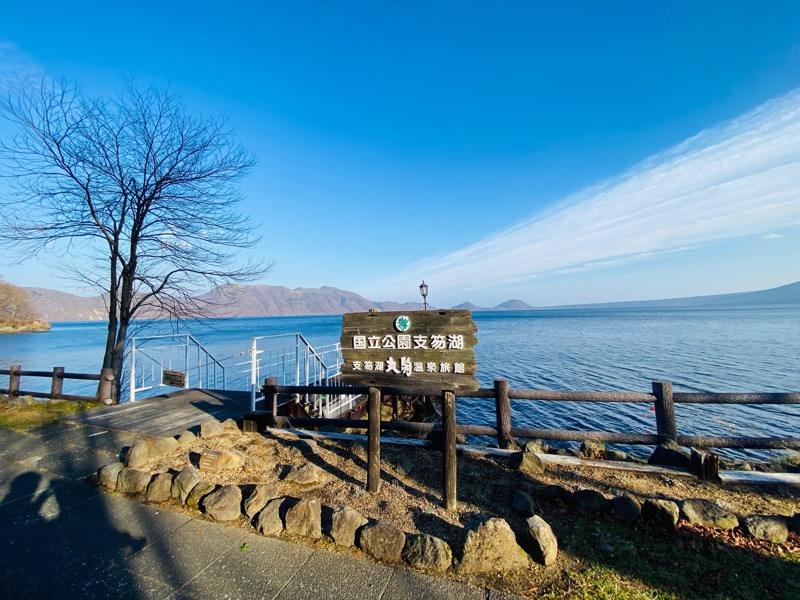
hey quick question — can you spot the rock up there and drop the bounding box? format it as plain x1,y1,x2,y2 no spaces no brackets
244,483,280,520
200,420,225,438
512,445,545,476
394,455,414,476
186,482,217,510
541,484,574,505
403,534,453,572
283,462,324,486
642,499,679,528
8,396,35,407
150,436,179,456
217,449,246,470
222,418,240,431
359,520,406,563
203,485,243,521
790,513,800,534
524,439,546,454
604,448,628,462
117,468,152,494
521,515,558,566
511,490,536,516
255,497,286,536
573,489,610,514
124,439,152,469
680,499,739,530
648,441,692,469
458,517,529,575
741,515,789,543
611,494,642,522
177,430,197,444
285,498,322,539
580,440,605,459
331,506,368,547
171,465,202,503
146,472,174,503
97,462,124,490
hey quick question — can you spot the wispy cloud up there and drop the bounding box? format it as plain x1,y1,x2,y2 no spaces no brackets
763,232,784,239
364,89,800,299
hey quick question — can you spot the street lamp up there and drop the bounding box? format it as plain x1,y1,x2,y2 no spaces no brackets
419,281,429,310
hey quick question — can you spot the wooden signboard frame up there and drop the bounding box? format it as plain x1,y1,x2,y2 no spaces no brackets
340,309,479,392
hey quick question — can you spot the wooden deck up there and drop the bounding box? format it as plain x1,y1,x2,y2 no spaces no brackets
65,389,255,437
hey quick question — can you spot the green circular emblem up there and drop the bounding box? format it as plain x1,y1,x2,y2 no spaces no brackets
394,315,411,332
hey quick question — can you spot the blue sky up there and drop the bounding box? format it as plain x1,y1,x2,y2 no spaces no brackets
1,1,799,307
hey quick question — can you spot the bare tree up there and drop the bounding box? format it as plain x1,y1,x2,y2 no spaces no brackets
0,77,267,400
0,280,41,326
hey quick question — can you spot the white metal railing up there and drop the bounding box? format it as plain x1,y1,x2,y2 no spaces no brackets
128,334,226,402
246,333,344,411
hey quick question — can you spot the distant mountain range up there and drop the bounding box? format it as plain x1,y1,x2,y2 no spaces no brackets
24,280,800,322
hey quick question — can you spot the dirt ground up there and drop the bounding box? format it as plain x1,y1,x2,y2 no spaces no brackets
141,426,800,597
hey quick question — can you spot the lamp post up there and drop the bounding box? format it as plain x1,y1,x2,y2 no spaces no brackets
419,281,429,310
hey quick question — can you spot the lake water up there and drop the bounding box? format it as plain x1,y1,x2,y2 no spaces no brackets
1,306,798,458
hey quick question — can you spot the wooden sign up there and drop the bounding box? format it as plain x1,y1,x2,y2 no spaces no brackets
199,448,223,472
162,369,186,388
340,310,479,392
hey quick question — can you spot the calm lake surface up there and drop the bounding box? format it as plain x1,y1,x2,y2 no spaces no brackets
2,306,798,457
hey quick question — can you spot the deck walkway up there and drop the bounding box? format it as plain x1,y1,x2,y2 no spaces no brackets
65,389,256,437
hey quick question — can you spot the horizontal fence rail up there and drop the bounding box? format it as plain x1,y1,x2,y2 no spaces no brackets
0,365,114,402
258,380,800,452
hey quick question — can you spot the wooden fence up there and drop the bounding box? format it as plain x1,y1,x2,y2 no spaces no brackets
0,364,115,403
245,378,800,511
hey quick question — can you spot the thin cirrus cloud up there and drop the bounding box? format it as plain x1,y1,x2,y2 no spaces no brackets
365,88,800,300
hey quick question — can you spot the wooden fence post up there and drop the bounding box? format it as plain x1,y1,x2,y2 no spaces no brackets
51,367,64,399
494,379,513,449
652,381,677,443
442,390,457,511
264,377,278,426
96,368,115,404
9,365,21,397
367,386,381,493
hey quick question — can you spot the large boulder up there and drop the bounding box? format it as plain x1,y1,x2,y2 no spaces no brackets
200,420,226,438
611,494,642,522
649,441,692,469
255,497,286,536
117,468,152,494
741,515,789,543
680,499,739,530
244,484,280,520
145,472,174,503
150,436,179,456
511,490,536,517
458,517,529,574
186,482,217,510
512,445,545,476
285,498,322,539
403,534,453,572
359,520,406,563
283,462,324,486
580,440,605,460
521,515,558,566
331,506,368,548
124,440,153,469
574,489,610,514
642,499,679,528
203,485,243,521
97,462,124,490
171,465,202,503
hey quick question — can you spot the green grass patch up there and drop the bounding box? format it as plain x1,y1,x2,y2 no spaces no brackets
0,395,100,432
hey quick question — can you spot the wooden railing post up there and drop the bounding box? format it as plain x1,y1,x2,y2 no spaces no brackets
367,386,381,493
442,390,457,511
494,379,513,449
96,368,115,404
51,367,64,399
9,365,21,397
264,377,278,425
652,381,677,443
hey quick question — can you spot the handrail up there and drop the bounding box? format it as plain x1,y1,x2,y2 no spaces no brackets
1,364,114,402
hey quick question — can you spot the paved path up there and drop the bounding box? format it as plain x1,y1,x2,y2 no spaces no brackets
0,421,523,600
